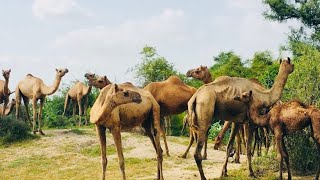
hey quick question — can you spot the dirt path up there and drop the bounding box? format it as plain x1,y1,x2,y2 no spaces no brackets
0,129,245,179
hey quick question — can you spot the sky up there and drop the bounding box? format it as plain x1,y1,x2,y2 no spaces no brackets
0,0,298,92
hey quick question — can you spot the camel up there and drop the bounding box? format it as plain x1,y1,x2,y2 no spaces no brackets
89,80,164,180
0,69,11,116
234,90,320,180
187,58,294,179
62,73,96,126
187,65,272,163
144,75,197,156
15,68,69,135
0,98,16,116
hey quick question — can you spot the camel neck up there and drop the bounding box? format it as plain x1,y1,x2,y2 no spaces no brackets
3,78,9,95
42,74,62,95
4,103,14,116
268,65,290,106
202,72,213,84
84,84,93,96
248,104,269,127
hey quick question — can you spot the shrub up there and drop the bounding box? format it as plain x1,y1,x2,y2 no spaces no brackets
284,130,318,175
44,115,75,129
0,116,32,144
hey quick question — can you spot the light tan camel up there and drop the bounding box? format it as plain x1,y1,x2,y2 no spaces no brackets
15,68,69,135
62,73,95,126
0,69,11,116
0,98,16,116
187,58,294,179
234,90,320,180
90,81,164,180
144,75,197,156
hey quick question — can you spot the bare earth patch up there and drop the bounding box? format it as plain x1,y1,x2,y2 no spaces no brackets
0,129,246,179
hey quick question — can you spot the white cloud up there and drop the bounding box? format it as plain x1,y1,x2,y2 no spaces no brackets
32,0,92,20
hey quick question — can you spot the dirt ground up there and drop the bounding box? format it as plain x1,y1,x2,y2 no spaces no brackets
0,128,246,180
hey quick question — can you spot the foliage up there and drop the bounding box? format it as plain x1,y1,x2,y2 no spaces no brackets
284,130,318,175
168,113,186,136
264,0,320,46
0,116,32,144
208,121,230,144
134,45,178,86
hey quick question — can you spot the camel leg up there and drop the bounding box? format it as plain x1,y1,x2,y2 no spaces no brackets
274,127,284,180
246,123,255,177
180,128,195,158
72,100,76,117
152,108,164,180
22,96,32,126
77,98,83,127
221,123,239,177
96,125,107,180
281,137,291,180
161,117,170,157
15,89,21,119
214,121,232,149
2,99,8,116
264,127,270,154
84,96,88,125
194,130,208,180
110,127,126,180
252,127,257,156
202,129,209,160
235,131,241,163
32,99,38,134
62,93,69,116
38,98,45,135
311,120,320,180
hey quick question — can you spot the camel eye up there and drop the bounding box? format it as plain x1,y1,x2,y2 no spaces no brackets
59,70,62,73
98,80,103,83
124,91,129,97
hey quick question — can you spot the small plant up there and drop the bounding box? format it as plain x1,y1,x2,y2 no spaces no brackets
0,116,32,144
208,121,230,144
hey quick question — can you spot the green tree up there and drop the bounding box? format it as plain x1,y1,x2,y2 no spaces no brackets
134,46,178,86
264,0,320,46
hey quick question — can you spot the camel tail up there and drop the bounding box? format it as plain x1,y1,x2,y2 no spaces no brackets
62,93,70,116
181,115,189,133
187,95,200,134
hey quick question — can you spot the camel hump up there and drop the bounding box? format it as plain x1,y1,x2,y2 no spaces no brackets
166,75,184,84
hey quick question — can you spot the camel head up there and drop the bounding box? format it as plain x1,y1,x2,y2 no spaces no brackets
89,75,112,89
10,98,16,106
55,68,69,78
107,84,142,105
186,65,209,80
2,69,11,80
279,57,294,75
233,90,253,104
84,72,96,81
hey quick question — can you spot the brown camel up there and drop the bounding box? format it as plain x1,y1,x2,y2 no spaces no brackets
15,68,69,135
0,69,11,116
188,65,271,163
144,75,197,156
62,73,95,126
187,58,294,179
234,90,320,180
185,65,247,162
0,98,16,116
89,80,164,180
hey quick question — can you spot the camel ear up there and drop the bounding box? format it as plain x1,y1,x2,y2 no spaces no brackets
287,57,291,64
104,76,107,81
8,69,11,73
2,70,4,73
279,59,282,64
56,68,58,72
249,90,252,96
114,84,119,92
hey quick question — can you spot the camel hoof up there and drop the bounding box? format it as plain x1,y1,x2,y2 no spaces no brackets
39,130,45,136
179,155,187,159
235,160,240,164
166,153,170,157
249,173,256,178
202,157,207,160
33,131,37,135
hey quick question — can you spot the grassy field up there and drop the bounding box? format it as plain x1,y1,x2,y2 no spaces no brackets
0,128,316,180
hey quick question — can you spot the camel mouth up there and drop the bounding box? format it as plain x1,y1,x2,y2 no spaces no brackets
133,97,142,104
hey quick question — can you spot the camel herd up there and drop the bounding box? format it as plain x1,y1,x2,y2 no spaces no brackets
0,57,319,180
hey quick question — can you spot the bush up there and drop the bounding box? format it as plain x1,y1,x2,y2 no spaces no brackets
44,115,76,129
169,113,186,136
284,130,318,175
0,116,32,144
208,121,230,144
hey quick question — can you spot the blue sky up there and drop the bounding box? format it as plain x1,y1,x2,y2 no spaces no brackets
0,0,297,91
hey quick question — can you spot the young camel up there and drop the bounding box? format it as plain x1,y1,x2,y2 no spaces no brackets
62,73,95,126
16,68,69,135
144,75,197,157
234,90,320,180
0,98,16,116
0,69,11,116
89,80,164,180
188,58,294,179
